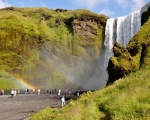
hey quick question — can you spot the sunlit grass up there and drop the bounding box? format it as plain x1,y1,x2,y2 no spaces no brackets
31,67,150,120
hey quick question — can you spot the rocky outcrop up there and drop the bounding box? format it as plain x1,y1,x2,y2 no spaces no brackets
73,20,98,36
72,14,106,36
107,43,136,84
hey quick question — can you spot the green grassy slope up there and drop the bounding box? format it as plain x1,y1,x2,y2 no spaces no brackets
31,67,150,120
31,9,150,120
0,7,107,89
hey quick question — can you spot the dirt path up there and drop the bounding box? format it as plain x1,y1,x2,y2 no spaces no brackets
0,94,62,120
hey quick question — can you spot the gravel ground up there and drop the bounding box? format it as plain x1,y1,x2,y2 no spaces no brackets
0,93,63,120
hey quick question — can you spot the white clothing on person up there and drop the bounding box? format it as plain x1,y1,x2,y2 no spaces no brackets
38,89,40,95
33,89,35,94
58,89,61,95
14,90,17,96
61,96,65,107
11,90,14,98
77,92,80,97
11,90,14,94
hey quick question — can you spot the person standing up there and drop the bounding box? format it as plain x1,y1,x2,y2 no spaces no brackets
77,90,80,97
11,90,14,98
17,90,20,96
1,89,4,96
46,88,48,93
14,90,17,97
58,89,61,95
61,96,65,107
25,88,27,94
38,89,40,95
32,89,35,94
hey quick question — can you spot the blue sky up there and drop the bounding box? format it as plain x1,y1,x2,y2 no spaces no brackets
0,0,149,18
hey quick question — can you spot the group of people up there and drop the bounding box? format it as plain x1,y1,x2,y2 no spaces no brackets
25,88,40,95
28,88,66,108
64,88,72,96
48,88,57,94
47,88,68,107
1,87,81,108
11,89,20,98
10,88,42,98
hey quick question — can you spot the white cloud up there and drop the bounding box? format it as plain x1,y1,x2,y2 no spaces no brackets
131,0,146,11
117,0,129,9
0,0,11,8
117,0,148,11
72,0,109,9
100,8,114,16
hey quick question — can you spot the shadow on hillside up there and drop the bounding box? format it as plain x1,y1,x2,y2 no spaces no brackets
99,107,112,120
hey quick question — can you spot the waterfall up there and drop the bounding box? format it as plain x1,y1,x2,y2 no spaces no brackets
105,11,141,49
104,18,117,49
116,11,141,46
83,10,141,90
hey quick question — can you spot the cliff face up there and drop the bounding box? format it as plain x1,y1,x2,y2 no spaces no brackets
0,7,107,89
107,6,150,84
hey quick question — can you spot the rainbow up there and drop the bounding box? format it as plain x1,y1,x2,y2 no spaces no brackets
8,73,35,89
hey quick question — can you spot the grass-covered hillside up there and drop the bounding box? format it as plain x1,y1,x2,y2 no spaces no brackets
0,7,107,89
31,5,150,120
31,41,150,119
31,67,150,120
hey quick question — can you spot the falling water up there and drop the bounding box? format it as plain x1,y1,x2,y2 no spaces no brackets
116,11,141,46
104,18,117,49
105,11,141,49
83,10,141,90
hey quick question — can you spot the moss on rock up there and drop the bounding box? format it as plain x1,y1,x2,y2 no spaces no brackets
107,8,150,84
107,43,136,84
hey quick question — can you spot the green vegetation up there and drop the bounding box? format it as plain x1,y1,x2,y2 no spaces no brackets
31,7,150,120
32,107,54,120
0,7,107,88
31,67,150,120
0,70,26,89
2,6,150,119
0,78,21,89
